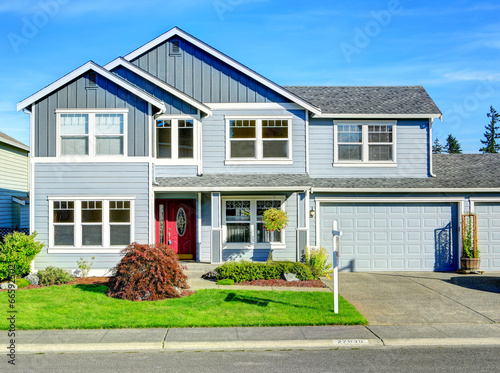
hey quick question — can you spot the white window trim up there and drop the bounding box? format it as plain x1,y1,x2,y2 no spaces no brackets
224,116,293,165
333,120,397,167
48,196,135,254
221,196,286,250
55,109,128,159
154,115,200,165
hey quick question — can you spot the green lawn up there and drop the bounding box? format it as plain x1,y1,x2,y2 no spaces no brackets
0,285,367,329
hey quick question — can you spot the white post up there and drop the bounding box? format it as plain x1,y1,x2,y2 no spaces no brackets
332,220,342,314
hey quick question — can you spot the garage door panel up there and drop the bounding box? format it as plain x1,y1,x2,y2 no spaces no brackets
320,203,458,272
475,203,500,270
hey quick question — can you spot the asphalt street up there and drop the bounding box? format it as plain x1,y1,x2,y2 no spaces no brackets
4,347,500,373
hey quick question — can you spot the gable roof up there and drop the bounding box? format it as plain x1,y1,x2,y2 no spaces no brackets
285,86,442,119
0,131,29,152
116,27,322,115
105,57,212,116
17,61,167,113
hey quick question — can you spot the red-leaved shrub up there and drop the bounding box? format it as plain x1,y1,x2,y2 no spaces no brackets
107,243,188,301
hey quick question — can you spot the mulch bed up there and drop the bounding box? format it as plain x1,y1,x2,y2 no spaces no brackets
1,277,110,291
236,279,327,288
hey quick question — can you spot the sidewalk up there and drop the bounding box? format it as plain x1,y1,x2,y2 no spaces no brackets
11,324,500,354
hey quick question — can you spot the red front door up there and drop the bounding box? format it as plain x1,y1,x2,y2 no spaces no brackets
155,199,196,260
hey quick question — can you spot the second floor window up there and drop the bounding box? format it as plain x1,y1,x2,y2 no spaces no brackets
156,119,195,160
57,110,127,157
225,117,292,162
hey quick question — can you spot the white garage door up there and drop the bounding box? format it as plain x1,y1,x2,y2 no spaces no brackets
475,203,500,270
320,203,458,272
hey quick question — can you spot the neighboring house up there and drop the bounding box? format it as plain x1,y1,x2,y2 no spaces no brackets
0,131,29,238
17,27,500,275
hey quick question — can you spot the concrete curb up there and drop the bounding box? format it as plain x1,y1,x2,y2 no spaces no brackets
16,337,500,354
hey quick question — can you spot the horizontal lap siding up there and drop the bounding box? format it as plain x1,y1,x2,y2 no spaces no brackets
131,38,290,104
309,119,429,178
35,74,149,157
33,163,150,271
203,109,306,174
155,165,198,177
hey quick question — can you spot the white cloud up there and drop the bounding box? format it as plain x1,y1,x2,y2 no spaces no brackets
443,71,500,82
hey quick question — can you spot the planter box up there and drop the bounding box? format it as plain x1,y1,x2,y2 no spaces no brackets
460,258,481,271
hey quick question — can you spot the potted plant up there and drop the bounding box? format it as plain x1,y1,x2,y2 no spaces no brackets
461,214,480,271
262,208,288,232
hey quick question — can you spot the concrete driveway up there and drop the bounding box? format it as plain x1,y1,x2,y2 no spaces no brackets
335,272,500,325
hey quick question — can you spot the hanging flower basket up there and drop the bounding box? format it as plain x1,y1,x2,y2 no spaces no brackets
262,208,288,232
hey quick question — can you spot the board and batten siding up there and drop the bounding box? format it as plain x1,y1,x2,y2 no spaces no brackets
202,109,307,174
0,143,29,228
32,163,150,272
131,37,290,104
34,73,150,157
308,119,430,178
112,66,198,115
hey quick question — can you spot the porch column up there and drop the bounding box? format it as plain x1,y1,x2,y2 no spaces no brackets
210,192,222,263
296,192,308,261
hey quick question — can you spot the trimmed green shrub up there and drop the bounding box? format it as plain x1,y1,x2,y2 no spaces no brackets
215,261,315,283
14,278,30,288
38,266,74,286
0,232,44,280
107,243,188,301
216,279,235,285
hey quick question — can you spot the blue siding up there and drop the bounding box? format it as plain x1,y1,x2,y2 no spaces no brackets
33,163,150,272
34,72,150,157
112,66,198,115
308,119,430,178
131,37,290,104
202,109,306,174
155,165,198,178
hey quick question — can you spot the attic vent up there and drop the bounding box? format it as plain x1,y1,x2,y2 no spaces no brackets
170,40,181,56
87,72,97,88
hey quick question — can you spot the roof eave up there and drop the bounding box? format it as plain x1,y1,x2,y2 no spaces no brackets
313,113,443,119
0,137,30,152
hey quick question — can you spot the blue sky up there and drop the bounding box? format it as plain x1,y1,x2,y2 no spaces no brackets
1,0,499,152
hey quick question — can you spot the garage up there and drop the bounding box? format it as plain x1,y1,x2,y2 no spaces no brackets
318,202,459,272
474,202,500,270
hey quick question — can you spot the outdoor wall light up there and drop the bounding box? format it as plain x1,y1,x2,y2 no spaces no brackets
309,208,315,218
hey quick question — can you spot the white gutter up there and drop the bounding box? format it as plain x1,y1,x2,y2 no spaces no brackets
313,113,442,119
311,188,500,193
153,186,311,192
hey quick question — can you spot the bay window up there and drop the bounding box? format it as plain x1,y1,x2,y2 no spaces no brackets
223,198,285,246
226,117,292,163
57,110,127,157
334,121,396,165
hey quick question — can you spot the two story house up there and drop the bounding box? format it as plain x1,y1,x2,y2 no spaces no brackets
18,27,500,275
0,131,29,239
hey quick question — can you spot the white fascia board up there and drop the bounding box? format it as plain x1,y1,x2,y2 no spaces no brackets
206,103,304,111
0,137,30,152
314,196,466,203
104,57,212,116
120,27,322,116
313,113,442,119
17,61,166,113
312,188,500,193
153,186,310,192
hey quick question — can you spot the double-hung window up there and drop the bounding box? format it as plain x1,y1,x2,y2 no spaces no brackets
223,198,285,246
226,117,292,164
334,121,396,165
57,110,127,157
49,198,134,252
156,118,197,161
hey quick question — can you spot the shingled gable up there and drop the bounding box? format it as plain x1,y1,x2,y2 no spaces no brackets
17,61,167,113
285,86,443,119
108,26,321,115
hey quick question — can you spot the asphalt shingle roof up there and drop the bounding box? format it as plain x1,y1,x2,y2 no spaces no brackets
155,154,500,190
284,86,442,116
0,131,29,151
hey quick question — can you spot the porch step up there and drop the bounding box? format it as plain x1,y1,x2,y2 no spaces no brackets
180,262,219,274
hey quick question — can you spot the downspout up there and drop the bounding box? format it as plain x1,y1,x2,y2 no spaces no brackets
152,104,166,186
428,118,436,177
23,107,34,272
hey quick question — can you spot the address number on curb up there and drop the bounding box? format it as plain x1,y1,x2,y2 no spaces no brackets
332,340,369,345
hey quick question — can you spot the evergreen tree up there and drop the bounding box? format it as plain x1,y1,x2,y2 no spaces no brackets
432,138,444,154
445,134,462,154
479,106,500,153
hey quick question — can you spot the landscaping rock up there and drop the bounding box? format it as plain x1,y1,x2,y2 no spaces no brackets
24,274,39,285
1,282,17,290
283,273,299,282
201,270,218,280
